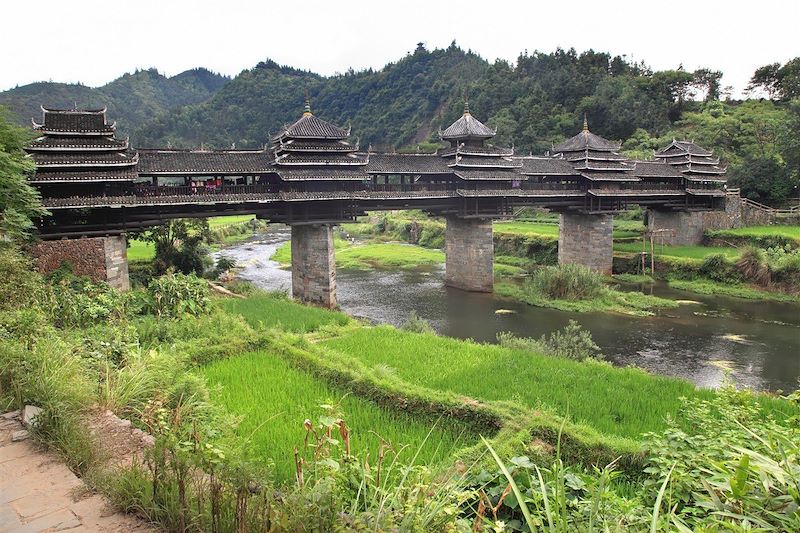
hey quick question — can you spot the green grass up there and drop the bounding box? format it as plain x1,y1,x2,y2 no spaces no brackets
709,225,800,241
614,242,740,260
495,220,643,240
272,241,445,270
127,239,155,261
207,215,256,228
321,327,793,443
203,350,474,482
668,279,800,302
218,293,350,332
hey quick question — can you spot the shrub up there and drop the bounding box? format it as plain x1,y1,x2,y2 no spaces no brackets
528,264,605,300
498,320,602,361
736,247,771,286
699,253,739,282
400,310,436,334
146,273,211,318
0,247,48,313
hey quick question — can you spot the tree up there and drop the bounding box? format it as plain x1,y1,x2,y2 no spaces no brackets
748,58,800,100
693,68,723,101
134,219,211,275
0,109,47,243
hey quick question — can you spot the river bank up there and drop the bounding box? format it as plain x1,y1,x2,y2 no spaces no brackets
219,227,800,392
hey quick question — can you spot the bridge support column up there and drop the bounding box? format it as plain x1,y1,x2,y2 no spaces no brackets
647,197,742,245
30,235,130,291
290,224,337,308
445,216,493,292
558,214,613,275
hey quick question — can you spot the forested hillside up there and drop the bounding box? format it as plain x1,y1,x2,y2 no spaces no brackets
1,45,797,204
0,67,229,136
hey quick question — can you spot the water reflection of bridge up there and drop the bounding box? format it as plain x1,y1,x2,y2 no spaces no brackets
27,104,728,307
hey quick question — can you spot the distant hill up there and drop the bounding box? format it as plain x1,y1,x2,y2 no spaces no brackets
0,67,229,138
133,44,707,153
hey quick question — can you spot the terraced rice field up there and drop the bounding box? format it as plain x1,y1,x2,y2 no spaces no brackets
203,350,475,481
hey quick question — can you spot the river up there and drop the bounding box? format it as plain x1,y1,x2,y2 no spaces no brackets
216,226,800,393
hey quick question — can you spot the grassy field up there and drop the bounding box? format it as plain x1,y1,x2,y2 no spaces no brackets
272,241,445,270
321,326,792,442
614,241,740,260
495,220,643,240
219,292,350,332
203,350,474,482
126,215,259,262
127,239,155,261
709,225,800,241
668,279,800,302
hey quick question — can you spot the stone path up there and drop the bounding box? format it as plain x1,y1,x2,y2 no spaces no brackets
0,411,154,533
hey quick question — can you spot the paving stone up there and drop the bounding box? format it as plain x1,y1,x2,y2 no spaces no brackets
12,430,30,442
22,406,42,429
1,411,19,420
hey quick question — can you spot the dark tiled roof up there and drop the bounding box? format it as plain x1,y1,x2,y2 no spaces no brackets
274,113,349,140
440,112,496,140
275,168,369,181
276,139,356,152
30,167,138,183
274,152,368,166
516,157,581,176
453,169,521,181
554,130,621,153
31,151,138,167
571,160,631,171
580,171,640,182
655,140,713,157
448,155,521,169
438,144,514,157
365,154,452,174
673,163,727,176
34,108,115,135
563,150,627,162
630,161,684,178
588,189,685,197
26,136,129,151
138,150,273,175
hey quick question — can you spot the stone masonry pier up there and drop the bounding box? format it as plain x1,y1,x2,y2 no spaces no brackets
290,224,337,308
30,235,130,290
558,213,613,275
445,216,494,292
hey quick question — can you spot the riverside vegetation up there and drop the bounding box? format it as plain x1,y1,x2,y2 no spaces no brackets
1,245,798,531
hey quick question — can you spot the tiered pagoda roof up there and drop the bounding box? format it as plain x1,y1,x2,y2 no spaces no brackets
553,117,635,182
138,149,272,176
436,102,520,181
26,107,138,183
655,140,727,182
270,98,368,181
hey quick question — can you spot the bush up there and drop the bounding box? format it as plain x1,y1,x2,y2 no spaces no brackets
528,264,605,300
736,247,771,286
0,247,48,313
146,272,211,318
699,253,740,282
498,320,602,361
400,310,436,334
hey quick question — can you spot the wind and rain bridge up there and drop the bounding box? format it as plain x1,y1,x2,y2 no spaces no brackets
25,99,730,307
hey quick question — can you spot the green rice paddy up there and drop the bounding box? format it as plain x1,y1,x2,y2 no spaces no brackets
613,242,740,260
218,293,349,332
203,350,475,482
271,241,445,270
710,225,800,241
321,326,790,441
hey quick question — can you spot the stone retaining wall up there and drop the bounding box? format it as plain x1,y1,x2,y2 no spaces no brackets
291,224,337,307
445,216,494,292
558,214,613,275
30,236,130,290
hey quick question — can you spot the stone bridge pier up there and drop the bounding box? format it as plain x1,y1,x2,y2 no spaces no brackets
445,216,494,292
290,223,337,308
558,213,613,275
30,235,130,290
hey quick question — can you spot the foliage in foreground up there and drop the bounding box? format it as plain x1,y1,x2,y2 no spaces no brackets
497,320,602,362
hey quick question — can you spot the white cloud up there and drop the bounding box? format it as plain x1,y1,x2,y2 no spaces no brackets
2,0,797,97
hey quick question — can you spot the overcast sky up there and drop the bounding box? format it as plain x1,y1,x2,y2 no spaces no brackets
2,0,797,96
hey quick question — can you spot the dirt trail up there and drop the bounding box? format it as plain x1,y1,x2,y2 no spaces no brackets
0,410,154,533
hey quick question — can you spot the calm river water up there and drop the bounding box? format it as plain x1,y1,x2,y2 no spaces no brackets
217,226,800,393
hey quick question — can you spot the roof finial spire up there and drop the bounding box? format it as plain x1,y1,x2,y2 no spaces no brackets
582,113,589,133
463,89,470,116
303,89,312,116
